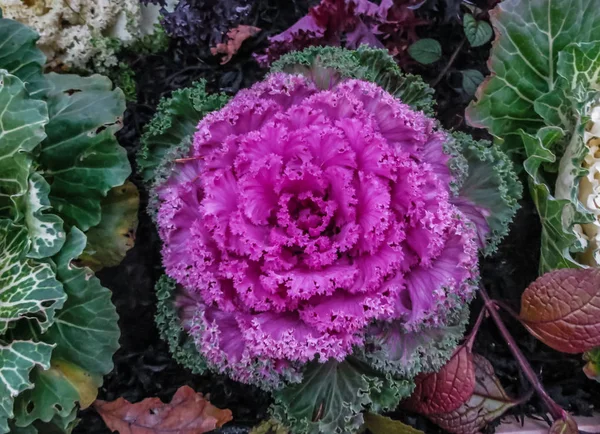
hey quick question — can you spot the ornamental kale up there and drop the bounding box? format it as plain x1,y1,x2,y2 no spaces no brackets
255,0,427,67
143,0,253,47
140,47,521,433
0,15,135,434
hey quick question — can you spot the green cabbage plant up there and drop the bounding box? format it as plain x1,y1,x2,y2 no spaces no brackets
0,12,137,434
467,0,600,273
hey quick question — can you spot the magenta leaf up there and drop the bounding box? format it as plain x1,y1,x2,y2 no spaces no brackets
401,343,475,415
520,268,600,354
427,355,518,434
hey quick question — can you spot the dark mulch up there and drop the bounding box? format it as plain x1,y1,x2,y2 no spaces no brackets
76,1,600,433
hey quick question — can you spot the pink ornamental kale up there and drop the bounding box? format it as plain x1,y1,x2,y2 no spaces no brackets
155,73,479,386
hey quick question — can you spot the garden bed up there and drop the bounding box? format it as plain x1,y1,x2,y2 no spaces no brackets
73,1,599,433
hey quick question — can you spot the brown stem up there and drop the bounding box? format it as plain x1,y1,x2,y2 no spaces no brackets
431,37,466,88
479,285,566,422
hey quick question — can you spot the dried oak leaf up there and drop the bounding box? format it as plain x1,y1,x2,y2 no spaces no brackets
427,355,518,434
520,268,600,354
210,25,261,64
401,342,475,414
93,385,233,434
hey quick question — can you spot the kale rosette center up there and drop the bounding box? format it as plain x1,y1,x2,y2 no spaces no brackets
155,73,479,386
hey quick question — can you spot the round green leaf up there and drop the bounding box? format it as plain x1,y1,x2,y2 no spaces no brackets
463,14,493,47
461,69,485,97
408,39,442,65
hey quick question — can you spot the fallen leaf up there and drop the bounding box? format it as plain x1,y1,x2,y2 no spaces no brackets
427,355,519,434
549,414,578,434
211,25,261,64
93,385,232,434
401,343,475,414
520,268,600,353
363,412,425,433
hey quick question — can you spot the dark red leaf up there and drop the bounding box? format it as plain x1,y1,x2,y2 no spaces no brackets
428,355,518,434
93,385,232,434
520,268,600,354
401,343,475,414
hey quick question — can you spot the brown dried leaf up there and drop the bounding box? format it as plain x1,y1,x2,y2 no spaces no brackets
93,385,233,434
401,343,475,414
520,268,600,354
427,354,518,434
210,25,261,64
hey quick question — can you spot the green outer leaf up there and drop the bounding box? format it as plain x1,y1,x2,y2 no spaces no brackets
271,46,435,115
154,275,208,374
408,39,442,65
466,0,600,150
463,14,492,48
272,357,413,434
363,306,469,378
40,73,130,231
14,228,120,427
79,181,139,271
24,173,65,259
0,18,45,89
521,127,592,272
13,365,80,426
43,227,120,375
14,357,102,427
535,42,600,131
452,132,522,255
0,341,53,434
0,71,48,219
461,69,484,97
137,80,230,186
0,219,65,334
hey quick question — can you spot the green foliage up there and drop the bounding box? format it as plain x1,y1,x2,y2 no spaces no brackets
463,14,492,47
272,46,435,115
272,357,414,434
112,62,138,103
154,275,208,375
137,80,230,187
453,132,522,255
363,307,469,379
408,39,442,65
466,0,600,155
467,0,600,272
133,24,170,55
0,16,129,434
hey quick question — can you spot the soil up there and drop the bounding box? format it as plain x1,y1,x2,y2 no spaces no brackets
75,1,600,433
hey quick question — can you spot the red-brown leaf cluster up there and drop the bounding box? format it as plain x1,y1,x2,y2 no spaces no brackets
93,385,233,434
